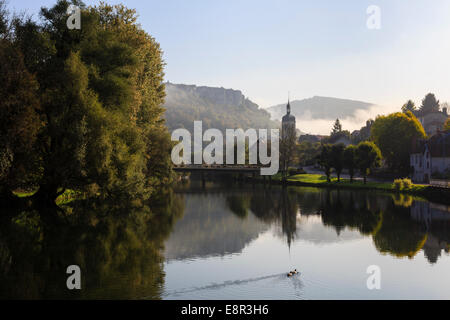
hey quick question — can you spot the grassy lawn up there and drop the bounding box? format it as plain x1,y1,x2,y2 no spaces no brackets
278,173,429,194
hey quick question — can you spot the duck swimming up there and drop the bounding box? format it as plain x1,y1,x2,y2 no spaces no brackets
287,269,299,276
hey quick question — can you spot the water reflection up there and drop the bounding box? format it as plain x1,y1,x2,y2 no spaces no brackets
410,200,450,263
164,192,268,260
168,182,450,265
0,190,184,299
1,181,450,299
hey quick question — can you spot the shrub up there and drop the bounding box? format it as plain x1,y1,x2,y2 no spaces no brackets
393,179,403,191
392,194,413,207
393,178,413,191
401,178,412,190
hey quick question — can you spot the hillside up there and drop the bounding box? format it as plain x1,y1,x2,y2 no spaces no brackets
163,83,280,133
267,96,374,122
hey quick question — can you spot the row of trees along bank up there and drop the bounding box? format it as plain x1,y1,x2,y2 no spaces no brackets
0,0,174,213
317,111,426,183
317,141,382,184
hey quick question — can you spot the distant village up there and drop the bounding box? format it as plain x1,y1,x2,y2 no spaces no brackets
295,93,450,183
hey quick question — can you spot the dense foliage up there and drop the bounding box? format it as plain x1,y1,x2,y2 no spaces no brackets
371,111,426,175
296,141,321,167
317,142,381,184
355,141,382,184
0,0,173,209
445,118,450,131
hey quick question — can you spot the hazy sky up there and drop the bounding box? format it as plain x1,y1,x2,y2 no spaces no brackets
10,0,450,113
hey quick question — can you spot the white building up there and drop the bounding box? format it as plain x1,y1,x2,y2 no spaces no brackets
410,131,450,183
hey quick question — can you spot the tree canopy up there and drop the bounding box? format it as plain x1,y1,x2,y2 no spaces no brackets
356,141,382,184
329,144,345,182
343,145,357,182
1,0,172,209
371,111,426,175
445,118,450,132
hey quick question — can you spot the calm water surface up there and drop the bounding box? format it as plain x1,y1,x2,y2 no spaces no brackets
1,180,450,299
163,181,450,299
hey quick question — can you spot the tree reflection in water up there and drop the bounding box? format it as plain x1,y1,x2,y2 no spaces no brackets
1,182,449,299
225,185,448,264
0,189,184,299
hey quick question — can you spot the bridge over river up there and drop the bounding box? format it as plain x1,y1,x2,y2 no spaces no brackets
173,165,262,174
173,165,274,186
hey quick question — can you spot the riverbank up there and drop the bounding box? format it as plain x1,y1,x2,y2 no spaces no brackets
254,173,450,204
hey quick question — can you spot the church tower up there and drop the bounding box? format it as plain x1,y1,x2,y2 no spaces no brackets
282,98,296,139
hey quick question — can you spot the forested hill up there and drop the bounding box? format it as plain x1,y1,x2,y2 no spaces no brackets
267,96,374,121
163,83,280,132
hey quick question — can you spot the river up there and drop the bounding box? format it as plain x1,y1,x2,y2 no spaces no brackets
1,180,450,299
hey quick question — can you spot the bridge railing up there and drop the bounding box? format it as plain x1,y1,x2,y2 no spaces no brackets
430,179,450,188
173,164,266,169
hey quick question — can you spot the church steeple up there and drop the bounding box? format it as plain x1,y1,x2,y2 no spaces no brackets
287,92,291,115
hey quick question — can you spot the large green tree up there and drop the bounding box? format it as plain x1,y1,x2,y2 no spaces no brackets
371,111,426,175
356,141,382,184
0,5,42,199
6,1,171,208
343,145,357,182
445,118,450,132
318,144,333,182
296,141,321,167
330,143,345,182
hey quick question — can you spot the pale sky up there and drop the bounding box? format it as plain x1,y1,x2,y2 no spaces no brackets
10,0,450,113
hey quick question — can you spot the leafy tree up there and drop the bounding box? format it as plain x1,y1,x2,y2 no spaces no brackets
318,144,333,182
445,118,450,132
0,0,8,38
401,100,416,113
420,93,440,114
343,145,357,182
330,144,345,182
0,22,41,198
296,141,321,167
356,141,382,184
6,1,170,209
371,112,426,175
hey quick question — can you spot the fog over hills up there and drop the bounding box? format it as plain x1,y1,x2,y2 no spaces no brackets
267,96,380,135
163,83,280,133
163,84,382,136
268,96,374,121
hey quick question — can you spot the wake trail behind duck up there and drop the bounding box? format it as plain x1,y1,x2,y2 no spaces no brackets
162,273,288,297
